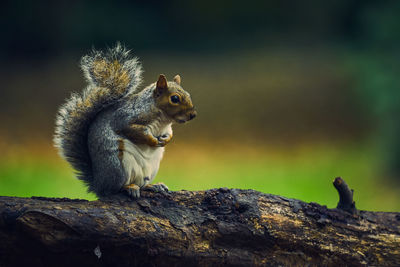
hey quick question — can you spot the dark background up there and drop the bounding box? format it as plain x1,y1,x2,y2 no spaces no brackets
0,0,399,210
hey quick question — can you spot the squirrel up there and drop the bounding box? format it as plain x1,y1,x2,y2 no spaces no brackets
54,43,196,199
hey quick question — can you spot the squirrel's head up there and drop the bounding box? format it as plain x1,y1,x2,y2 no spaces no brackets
154,74,197,123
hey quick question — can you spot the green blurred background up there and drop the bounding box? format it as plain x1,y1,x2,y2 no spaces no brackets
0,0,399,211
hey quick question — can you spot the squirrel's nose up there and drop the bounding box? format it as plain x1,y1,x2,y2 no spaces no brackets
189,111,197,120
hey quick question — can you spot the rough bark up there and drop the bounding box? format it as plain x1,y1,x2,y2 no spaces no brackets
0,188,399,267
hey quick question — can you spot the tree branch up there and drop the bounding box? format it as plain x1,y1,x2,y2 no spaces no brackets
333,177,357,214
0,186,399,266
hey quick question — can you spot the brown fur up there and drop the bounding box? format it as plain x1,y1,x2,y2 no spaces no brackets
93,60,130,92
119,124,159,147
154,75,196,123
173,75,181,85
123,184,140,190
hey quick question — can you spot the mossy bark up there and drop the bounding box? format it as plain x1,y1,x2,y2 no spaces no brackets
0,189,399,266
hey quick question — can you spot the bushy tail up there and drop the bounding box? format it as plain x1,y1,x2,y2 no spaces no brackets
54,43,143,186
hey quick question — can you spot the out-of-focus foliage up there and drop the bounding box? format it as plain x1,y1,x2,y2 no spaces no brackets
344,2,400,176
1,139,399,211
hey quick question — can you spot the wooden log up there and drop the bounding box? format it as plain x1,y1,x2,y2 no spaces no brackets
0,188,399,266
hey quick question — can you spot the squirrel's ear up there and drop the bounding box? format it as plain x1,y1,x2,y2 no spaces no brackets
155,74,168,96
173,74,181,85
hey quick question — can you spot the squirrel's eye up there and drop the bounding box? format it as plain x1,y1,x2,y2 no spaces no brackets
170,95,180,104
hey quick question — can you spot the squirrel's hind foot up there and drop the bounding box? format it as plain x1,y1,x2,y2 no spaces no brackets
142,182,169,194
123,184,141,199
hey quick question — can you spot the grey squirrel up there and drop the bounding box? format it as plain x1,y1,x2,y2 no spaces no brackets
54,43,196,198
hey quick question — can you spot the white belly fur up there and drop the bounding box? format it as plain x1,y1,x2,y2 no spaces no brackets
121,121,172,187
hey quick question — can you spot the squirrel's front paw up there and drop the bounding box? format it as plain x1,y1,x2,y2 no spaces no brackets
123,184,141,199
157,134,172,147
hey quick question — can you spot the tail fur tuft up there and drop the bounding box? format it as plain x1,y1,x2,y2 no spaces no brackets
81,42,143,94
54,43,143,189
